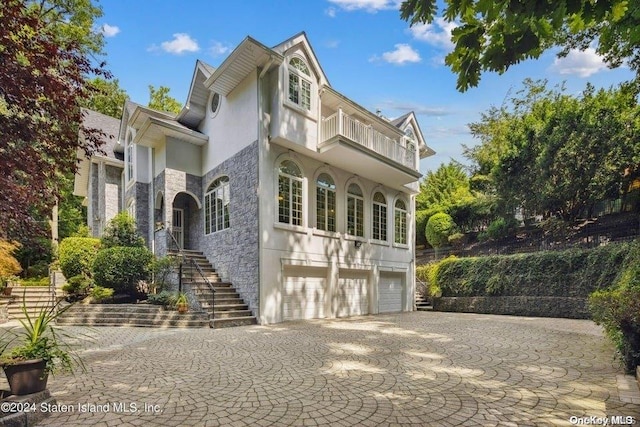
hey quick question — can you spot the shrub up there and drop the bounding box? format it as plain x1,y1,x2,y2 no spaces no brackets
18,277,50,287
101,212,145,248
0,240,22,281
448,232,466,247
90,286,114,303
416,255,457,298
58,237,100,279
589,242,640,373
147,290,177,307
92,246,152,296
425,213,456,249
436,243,631,298
26,262,49,279
151,256,178,292
478,216,518,241
62,275,92,300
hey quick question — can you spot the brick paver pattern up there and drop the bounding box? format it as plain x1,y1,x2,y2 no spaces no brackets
10,312,640,426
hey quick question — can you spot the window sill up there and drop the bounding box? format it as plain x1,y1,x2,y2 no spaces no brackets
370,239,390,247
393,242,410,250
283,101,317,122
343,234,365,242
273,222,308,235
312,229,340,239
204,227,230,237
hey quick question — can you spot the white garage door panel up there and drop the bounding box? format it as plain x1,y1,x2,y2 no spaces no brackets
378,274,403,313
336,271,369,317
283,267,327,321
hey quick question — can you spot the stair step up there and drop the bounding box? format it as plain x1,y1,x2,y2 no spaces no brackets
212,303,249,311
212,310,253,319
211,316,257,329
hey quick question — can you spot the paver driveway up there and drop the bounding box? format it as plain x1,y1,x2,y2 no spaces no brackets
10,311,640,426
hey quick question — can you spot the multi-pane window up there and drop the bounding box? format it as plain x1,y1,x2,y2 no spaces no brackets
347,183,364,237
126,134,133,183
205,176,230,234
288,57,311,110
372,192,387,241
394,199,408,244
316,173,336,232
278,160,303,226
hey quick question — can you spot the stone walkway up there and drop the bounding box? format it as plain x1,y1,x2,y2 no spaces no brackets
5,312,639,426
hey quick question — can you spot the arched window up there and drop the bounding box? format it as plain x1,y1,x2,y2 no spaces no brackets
316,173,336,232
205,176,230,234
372,192,387,241
288,57,311,110
278,160,303,226
347,183,364,237
394,199,408,244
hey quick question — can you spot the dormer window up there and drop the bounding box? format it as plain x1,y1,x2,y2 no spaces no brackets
288,57,311,111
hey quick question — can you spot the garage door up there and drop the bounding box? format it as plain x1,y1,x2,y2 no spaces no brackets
335,270,369,317
378,273,403,313
283,267,326,321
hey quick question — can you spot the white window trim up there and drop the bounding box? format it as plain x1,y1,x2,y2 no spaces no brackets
204,176,230,235
315,172,337,233
125,132,134,186
276,158,306,229
283,56,315,119
346,183,365,238
372,192,388,242
393,198,409,247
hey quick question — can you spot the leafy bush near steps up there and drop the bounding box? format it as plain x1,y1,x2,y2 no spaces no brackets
425,212,456,249
90,286,114,303
416,255,457,298
589,242,640,373
92,246,152,296
435,242,631,298
147,290,177,308
62,275,92,301
58,237,100,279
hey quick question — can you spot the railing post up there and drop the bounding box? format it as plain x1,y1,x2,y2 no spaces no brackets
337,108,343,136
178,262,183,293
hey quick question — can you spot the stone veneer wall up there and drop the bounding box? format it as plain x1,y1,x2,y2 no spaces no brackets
124,181,150,247
199,142,259,316
153,172,167,256
433,296,590,319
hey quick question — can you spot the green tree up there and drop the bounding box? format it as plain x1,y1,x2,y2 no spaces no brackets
469,79,640,221
400,0,640,91
148,85,182,114
82,77,129,119
0,0,107,239
426,212,457,252
100,212,145,248
417,162,472,212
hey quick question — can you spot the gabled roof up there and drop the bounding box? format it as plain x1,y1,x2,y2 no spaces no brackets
80,109,122,161
203,36,282,96
272,32,329,87
177,60,216,128
390,111,435,159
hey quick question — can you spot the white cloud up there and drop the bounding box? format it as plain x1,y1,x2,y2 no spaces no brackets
550,48,608,77
379,100,451,117
100,23,120,38
325,7,337,17
375,44,421,65
324,39,340,49
160,33,199,55
409,17,457,51
209,41,231,57
327,0,401,12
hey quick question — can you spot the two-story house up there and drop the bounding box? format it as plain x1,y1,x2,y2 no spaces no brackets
74,32,435,324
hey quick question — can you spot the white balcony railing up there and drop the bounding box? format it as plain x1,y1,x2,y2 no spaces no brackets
321,109,416,170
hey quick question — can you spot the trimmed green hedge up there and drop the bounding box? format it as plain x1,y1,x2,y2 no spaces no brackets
92,246,152,296
435,243,631,298
58,237,101,280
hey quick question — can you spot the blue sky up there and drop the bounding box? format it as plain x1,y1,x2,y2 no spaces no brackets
96,0,635,174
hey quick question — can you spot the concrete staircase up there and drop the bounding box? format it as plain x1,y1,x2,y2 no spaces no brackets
415,291,432,312
172,250,257,329
6,286,55,321
56,304,210,328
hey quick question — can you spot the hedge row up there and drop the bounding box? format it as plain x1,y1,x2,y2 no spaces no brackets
435,243,631,298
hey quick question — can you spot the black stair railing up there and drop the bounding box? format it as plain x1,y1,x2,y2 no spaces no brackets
166,228,216,318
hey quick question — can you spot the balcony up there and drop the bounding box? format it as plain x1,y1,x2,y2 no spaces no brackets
319,108,421,190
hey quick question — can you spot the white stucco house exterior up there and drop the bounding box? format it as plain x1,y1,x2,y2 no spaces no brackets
74,32,435,325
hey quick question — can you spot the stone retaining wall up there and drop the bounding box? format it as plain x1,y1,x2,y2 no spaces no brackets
433,296,590,319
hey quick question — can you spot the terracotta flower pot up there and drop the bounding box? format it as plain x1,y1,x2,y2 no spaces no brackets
3,359,48,395
2,286,13,296
177,303,188,314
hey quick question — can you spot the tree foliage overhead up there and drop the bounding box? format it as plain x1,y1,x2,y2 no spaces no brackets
400,0,640,91
0,0,107,239
82,77,129,119
148,85,182,114
467,79,640,221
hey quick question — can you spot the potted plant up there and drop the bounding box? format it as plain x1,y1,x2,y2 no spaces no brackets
0,299,84,395
175,292,188,314
0,276,16,296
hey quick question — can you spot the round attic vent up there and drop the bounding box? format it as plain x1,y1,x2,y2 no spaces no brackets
210,92,221,116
